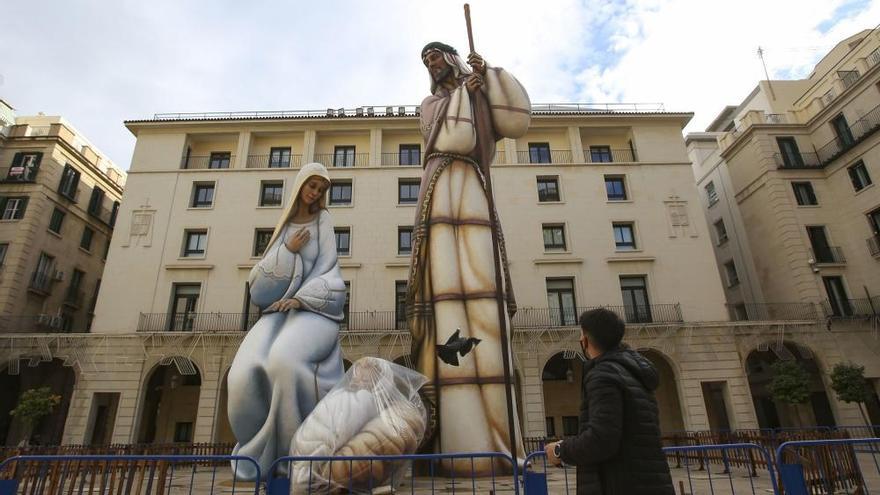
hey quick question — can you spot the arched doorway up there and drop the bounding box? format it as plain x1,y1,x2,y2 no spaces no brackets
746,342,835,428
136,358,202,443
640,349,685,434
214,368,234,444
541,352,583,439
0,359,75,446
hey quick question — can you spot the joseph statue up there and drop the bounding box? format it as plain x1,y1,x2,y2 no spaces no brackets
406,41,530,472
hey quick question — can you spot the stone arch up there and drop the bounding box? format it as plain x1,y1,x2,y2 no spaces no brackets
0,359,76,446
541,351,584,439
745,341,835,428
135,357,202,443
638,348,685,434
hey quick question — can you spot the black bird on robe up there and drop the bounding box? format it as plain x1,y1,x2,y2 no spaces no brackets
437,328,481,366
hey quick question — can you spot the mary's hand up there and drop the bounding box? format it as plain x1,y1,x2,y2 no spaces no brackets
265,298,302,313
285,227,310,253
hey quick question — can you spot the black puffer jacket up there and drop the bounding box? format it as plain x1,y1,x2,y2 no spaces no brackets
558,347,674,494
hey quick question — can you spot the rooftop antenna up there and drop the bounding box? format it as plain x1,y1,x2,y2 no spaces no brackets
757,46,777,101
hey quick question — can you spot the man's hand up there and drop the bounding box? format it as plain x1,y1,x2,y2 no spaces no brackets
545,441,563,466
465,74,483,94
285,227,310,253
264,298,302,313
467,53,486,75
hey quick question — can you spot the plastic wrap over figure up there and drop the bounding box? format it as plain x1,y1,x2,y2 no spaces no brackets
290,357,428,493
227,163,347,480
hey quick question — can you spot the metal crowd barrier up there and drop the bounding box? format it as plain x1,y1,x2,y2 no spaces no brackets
522,443,779,495
777,438,880,495
267,452,518,494
0,455,260,495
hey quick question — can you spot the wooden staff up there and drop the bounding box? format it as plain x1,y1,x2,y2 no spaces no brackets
464,4,475,54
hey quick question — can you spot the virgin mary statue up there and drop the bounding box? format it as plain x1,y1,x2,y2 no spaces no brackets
227,163,347,480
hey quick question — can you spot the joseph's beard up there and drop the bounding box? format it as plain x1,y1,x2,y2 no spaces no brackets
432,66,452,82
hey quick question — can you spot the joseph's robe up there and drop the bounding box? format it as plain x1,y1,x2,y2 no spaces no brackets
406,65,530,473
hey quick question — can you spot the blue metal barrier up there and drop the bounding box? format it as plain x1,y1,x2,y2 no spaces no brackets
267,451,518,494
776,437,880,495
0,454,260,495
522,443,779,495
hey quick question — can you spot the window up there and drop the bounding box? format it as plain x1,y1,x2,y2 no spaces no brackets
329,181,353,206
342,281,351,326
88,188,105,216
724,260,739,287
333,146,356,168
1,197,28,220
705,181,719,206
253,229,274,257
848,161,872,192
335,227,351,256
191,182,215,208
31,252,54,292
613,222,636,250
832,114,855,148
528,143,551,164
545,417,556,438
260,181,283,207
49,208,65,234
792,182,818,205
714,219,728,245
604,176,627,201
6,152,42,182
807,226,838,263
110,202,119,228
398,227,414,255
66,269,85,306
0,244,7,266
103,239,110,261
169,284,200,331
183,230,208,257
777,137,803,168
173,422,193,443
620,275,651,323
542,224,566,251
536,177,560,202
269,147,291,168
395,281,407,330
399,144,421,166
58,164,81,200
208,152,231,169
562,416,579,436
589,145,612,163
823,276,852,317
80,227,95,251
398,179,420,204
546,278,577,326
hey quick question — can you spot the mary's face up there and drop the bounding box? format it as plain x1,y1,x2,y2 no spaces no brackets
299,177,328,206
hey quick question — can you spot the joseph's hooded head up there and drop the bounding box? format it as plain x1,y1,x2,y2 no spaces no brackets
421,41,472,94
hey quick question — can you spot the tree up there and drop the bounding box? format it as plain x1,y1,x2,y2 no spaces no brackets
769,360,811,426
830,363,872,427
9,387,61,446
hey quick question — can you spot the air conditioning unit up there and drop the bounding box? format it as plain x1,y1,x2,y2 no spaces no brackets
52,270,64,282
37,314,51,326
366,107,374,116
50,316,63,328
398,106,406,115
386,106,394,116
355,107,364,116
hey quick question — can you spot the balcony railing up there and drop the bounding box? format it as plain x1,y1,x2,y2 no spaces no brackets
727,303,818,322
822,297,880,319
29,270,52,294
516,150,573,164
180,155,236,170
811,246,846,264
869,48,880,68
816,102,880,163
245,154,303,168
137,312,259,332
583,148,637,163
0,167,39,183
380,153,421,166
0,315,72,332
313,153,370,168
63,289,85,308
839,70,861,89
773,152,822,169
510,304,683,328
867,235,880,257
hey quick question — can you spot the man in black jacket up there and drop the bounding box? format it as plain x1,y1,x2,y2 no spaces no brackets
544,308,674,494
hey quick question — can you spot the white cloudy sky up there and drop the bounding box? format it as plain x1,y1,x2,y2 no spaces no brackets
1,0,877,169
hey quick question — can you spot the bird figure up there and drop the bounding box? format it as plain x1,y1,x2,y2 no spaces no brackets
437,328,481,366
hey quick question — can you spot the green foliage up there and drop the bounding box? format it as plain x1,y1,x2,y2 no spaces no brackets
9,387,61,426
768,361,811,405
830,363,871,404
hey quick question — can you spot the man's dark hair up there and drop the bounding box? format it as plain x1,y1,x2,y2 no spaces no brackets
421,41,458,59
579,308,625,352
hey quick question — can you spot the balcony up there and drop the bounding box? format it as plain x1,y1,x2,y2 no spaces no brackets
63,289,85,309
516,150,573,164
0,166,39,183
313,153,370,168
822,297,879,319
727,303,818,322
867,235,880,257
839,70,861,90
773,152,822,169
245,154,303,169
28,270,52,295
583,148,637,163
180,154,236,170
510,304,683,328
816,102,880,164
811,246,846,265
0,315,66,332
380,153,421,166
137,312,259,332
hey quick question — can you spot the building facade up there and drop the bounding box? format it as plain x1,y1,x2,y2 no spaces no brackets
688,29,880,428
0,103,126,444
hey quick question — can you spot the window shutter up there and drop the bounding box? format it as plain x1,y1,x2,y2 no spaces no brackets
17,197,29,219
10,153,22,168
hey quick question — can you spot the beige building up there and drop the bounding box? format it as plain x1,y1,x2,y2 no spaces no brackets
2,94,878,449
0,101,126,444
688,29,880,428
